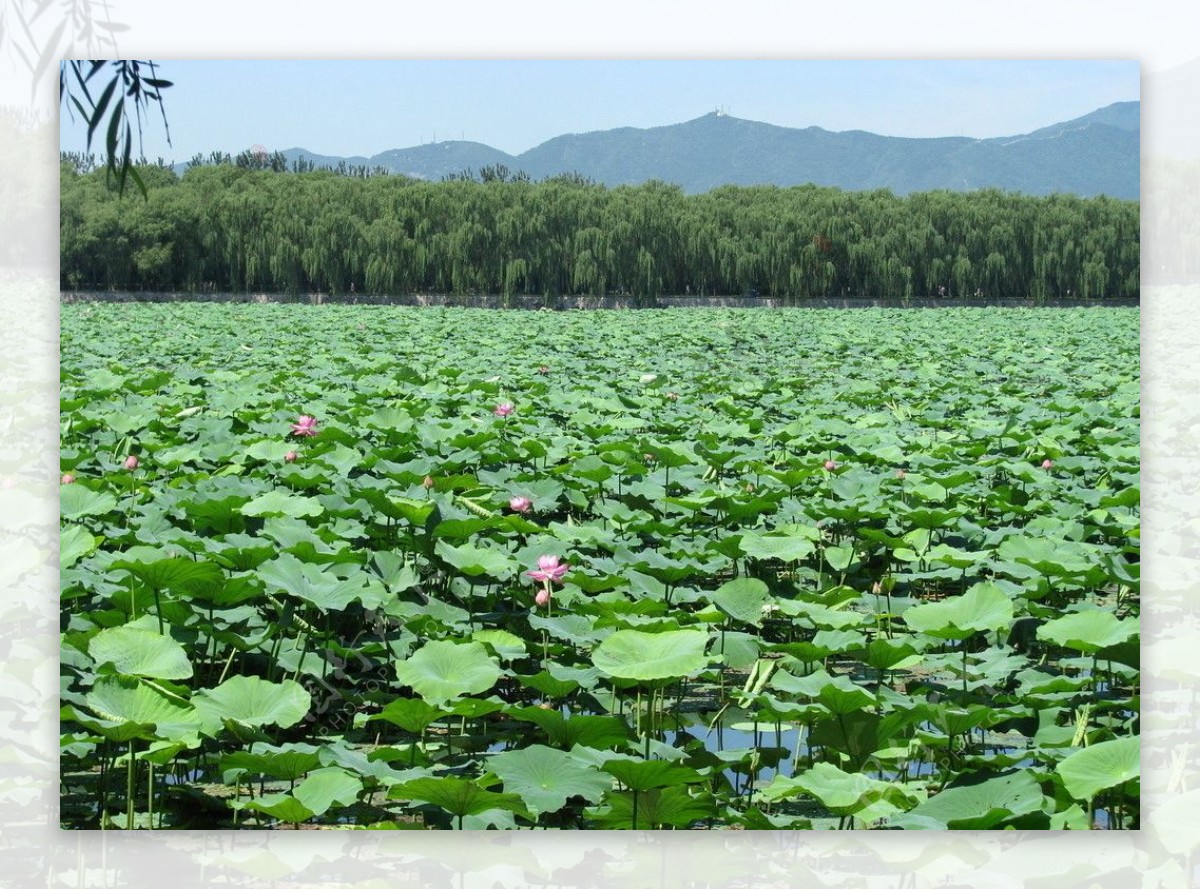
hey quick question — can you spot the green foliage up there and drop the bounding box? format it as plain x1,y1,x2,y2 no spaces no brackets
59,303,1139,831
59,166,1139,300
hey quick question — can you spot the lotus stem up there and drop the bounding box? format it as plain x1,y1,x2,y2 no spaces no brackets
126,740,135,830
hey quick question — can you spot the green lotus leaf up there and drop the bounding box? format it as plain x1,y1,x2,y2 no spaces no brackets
435,540,516,579
591,628,712,682
293,766,364,816
257,553,377,611
760,762,914,816
245,439,296,461
1037,610,1138,653
395,640,501,706
192,675,311,731
220,744,322,782
602,758,705,791
1057,735,1140,801
240,490,325,518
903,581,1014,639
61,524,99,569
371,698,445,735
997,535,1093,577
82,676,197,742
712,577,771,626
111,556,224,592
60,485,118,519
506,707,631,750
892,770,1045,829
88,625,193,679
391,776,533,823
488,744,612,814
775,599,867,630
234,793,316,824
739,531,817,562
473,629,528,661
586,786,716,829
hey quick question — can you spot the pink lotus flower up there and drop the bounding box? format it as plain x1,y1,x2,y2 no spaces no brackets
291,414,319,437
895,469,907,480
494,402,514,417
60,473,75,485
526,554,570,585
535,588,551,607
123,455,139,470
824,459,838,471
537,365,550,375
509,495,532,513
422,475,436,490
1041,459,1054,470
284,450,299,463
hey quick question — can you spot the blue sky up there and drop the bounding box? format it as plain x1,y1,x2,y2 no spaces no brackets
59,60,1139,164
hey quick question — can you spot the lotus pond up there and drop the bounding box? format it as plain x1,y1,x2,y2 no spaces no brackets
60,303,1140,830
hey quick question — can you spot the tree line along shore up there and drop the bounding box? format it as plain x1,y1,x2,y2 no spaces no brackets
60,159,1139,302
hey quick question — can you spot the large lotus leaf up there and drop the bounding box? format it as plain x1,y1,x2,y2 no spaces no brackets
771,668,873,713
61,524,99,569
391,776,533,821
586,786,716,829
893,770,1045,829
738,531,817,562
1037,610,1138,654
233,793,315,824
60,485,118,519
852,638,923,672
293,766,363,816
257,552,376,611
388,496,438,525
488,744,612,814
903,582,1014,639
445,698,505,719
591,628,711,682
601,758,705,792
434,540,516,580
998,535,1094,577
760,762,914,816
823,544,858,572
240,490,325,518
82,676,197,742
712,577,771,626
88,625,193,679
507,707,632,750
245,439,296,462
192,675,311,731
808,710,882,771
312,443,362,476
473,629,528,661
926,543,984,569
220,744,322,782
395,640,501,706
1057,735,1140,801
371,698,444,734
775,599,867,630
111,556,224,592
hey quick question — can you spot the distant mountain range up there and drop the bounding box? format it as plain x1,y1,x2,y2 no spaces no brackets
267,100,1140,198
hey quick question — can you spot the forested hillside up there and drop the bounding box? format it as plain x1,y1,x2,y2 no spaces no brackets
60,161,1139,301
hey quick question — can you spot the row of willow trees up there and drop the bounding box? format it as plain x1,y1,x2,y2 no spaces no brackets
59,159,1140,301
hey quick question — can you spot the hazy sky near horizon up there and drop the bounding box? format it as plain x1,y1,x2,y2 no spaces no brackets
59,60,1140,163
